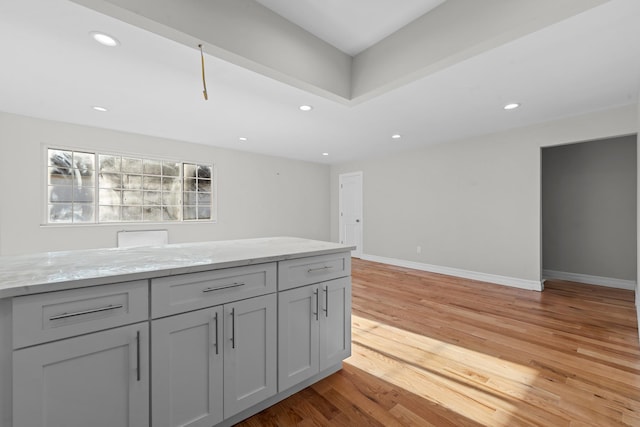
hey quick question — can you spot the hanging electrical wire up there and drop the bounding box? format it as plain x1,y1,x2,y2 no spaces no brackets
199,44,208,101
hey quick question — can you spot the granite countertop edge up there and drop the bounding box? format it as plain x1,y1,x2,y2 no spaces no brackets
0,237,355,299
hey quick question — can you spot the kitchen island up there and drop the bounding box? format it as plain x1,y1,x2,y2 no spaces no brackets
0,237,353,427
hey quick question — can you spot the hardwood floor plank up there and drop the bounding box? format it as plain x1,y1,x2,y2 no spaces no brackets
235,259,640,426
340,365,477,427
297,388,341,422
388,404,438,427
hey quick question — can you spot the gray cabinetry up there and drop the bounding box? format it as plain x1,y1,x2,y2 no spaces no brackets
3,241,352,427
319,277,352,370
278,256,352,393
223,294,277,417
151,264,277,426
12,280,150,427
278,252,351,291
13,323,149,427
278,284,320,390
12,280,148,349
151,263,276,318
151,307,224,427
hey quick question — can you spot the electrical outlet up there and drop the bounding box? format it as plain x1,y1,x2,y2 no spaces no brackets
417,246,421,254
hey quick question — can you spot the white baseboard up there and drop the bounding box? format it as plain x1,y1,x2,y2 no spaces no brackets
542,269,636,290
360,254,543,291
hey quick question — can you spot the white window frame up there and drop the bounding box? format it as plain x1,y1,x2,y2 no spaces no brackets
42,144,217,226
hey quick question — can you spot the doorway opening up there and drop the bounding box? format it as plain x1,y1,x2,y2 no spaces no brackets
541,135,637,290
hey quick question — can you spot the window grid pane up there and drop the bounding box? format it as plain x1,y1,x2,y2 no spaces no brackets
99,155,184,221
49,149,213,224
47,149,96,223
183,163,213,221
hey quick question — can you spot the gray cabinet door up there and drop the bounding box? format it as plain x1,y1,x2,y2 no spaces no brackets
320,277,352,371
152,307,223,427
278,284,320,391
13,323,149,427
224,293,277,417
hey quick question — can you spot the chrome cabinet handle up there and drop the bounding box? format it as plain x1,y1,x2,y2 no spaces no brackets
308,266,333,273
202,282,244,293
215,311,220,355
211,312,219,355
136,330,141,382
49,304,124,321
323,286,329,317
230,308,236,349
313,288,319,321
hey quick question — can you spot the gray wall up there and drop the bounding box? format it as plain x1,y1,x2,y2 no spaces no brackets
542,136,637,281
330,105,638,284
0,112,330,255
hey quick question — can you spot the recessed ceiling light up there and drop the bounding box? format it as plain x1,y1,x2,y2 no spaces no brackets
504,103,520,110
90,31,120,47
92,106,108,112
391,134,402,139
299,105,313,112
322,153,329,156
239,137,248,142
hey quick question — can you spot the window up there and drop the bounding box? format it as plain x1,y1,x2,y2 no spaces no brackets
47,149,95,223
46,148,214,224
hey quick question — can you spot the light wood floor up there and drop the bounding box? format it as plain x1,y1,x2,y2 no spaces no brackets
236,259,640,426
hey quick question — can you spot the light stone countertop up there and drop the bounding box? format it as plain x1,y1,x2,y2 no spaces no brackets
0,237,354,298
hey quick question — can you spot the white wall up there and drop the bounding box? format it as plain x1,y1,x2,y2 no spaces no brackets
331,105,638,287
0,112,330,255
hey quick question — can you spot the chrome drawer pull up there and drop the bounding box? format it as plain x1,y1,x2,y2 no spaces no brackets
49,304,124,321
202,282,245,293
307,266,333,273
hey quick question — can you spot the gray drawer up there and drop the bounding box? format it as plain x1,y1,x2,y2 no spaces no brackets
278,252,351,291
151,262,277,318
12,280,148,349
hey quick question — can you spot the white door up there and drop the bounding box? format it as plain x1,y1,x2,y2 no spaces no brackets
339,172,363,258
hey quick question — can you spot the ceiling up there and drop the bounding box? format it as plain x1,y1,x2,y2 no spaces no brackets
253,0,447,56
0,0,638,165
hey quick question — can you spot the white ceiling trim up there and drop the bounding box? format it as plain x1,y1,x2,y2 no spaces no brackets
70,0,610,104
253,0,447,55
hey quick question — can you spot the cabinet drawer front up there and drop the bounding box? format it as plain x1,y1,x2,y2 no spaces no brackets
151,263,277,318
12,280,148,349
278,252,351,291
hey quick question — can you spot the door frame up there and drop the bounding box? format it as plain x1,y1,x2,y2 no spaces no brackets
338,171,363,258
